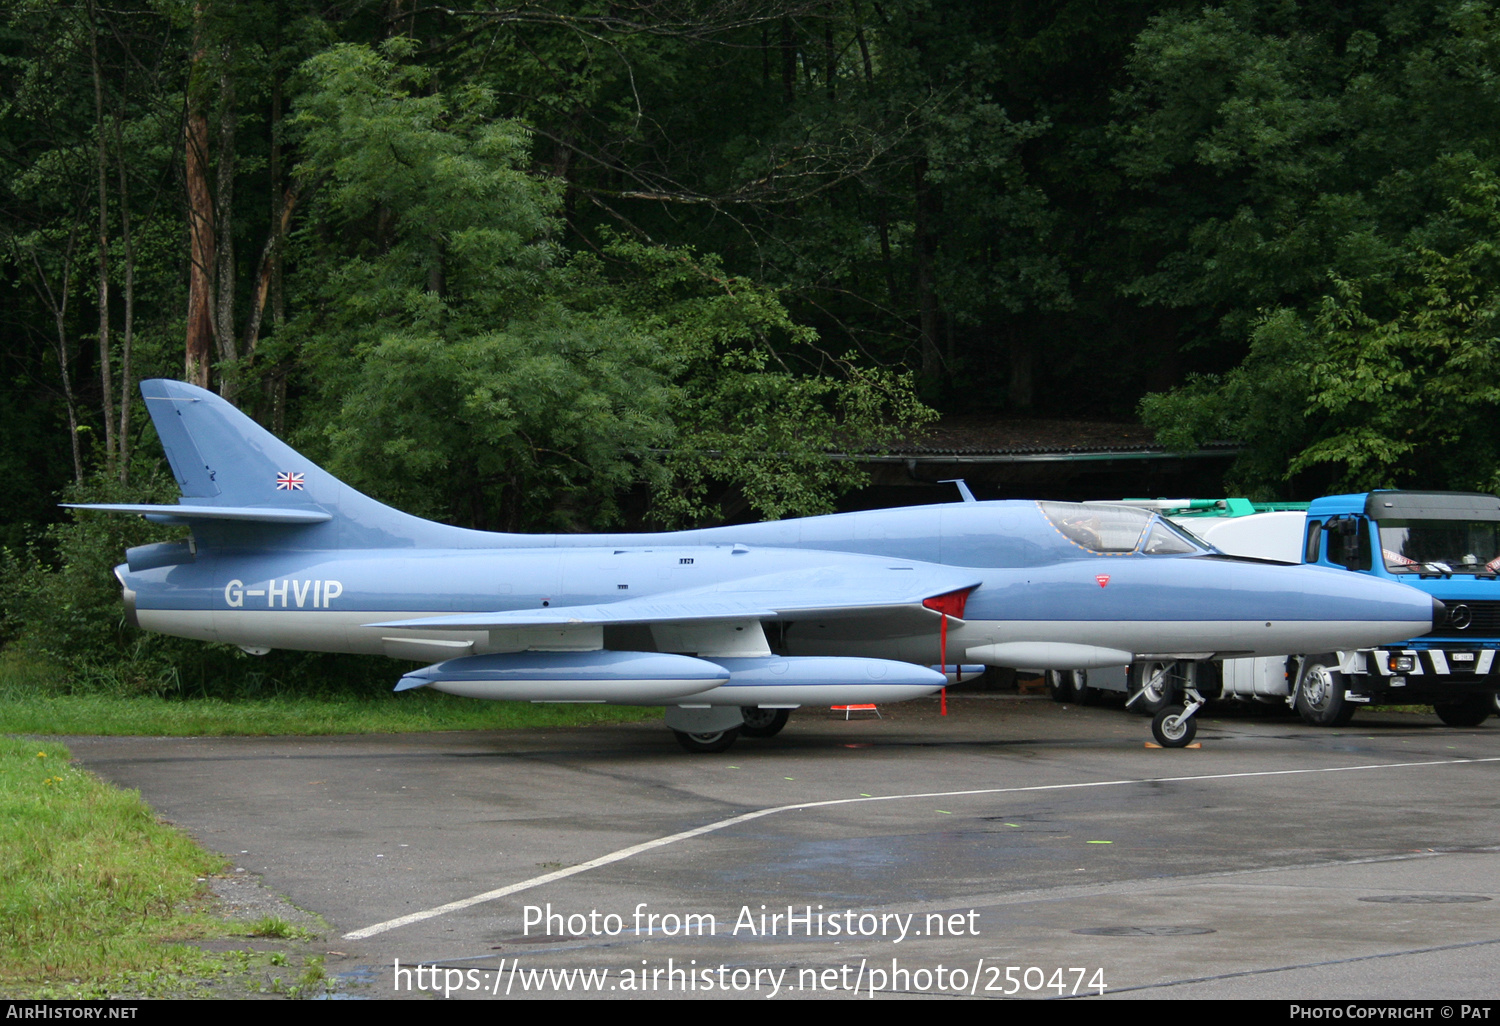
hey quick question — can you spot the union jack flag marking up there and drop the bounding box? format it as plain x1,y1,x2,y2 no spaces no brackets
276,472,305,491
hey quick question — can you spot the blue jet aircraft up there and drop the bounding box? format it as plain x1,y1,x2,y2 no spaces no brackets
76,380,1442,750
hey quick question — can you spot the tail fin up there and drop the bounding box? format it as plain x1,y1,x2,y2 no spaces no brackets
145,378,333,507
71,379,495,549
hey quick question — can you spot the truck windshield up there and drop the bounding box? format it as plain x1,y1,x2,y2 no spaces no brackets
1378,519,1500,574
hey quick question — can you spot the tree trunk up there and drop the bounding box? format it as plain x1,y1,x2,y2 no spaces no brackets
244,184,297,356
780,17,796,104
270,69,287,340
824,22,836,99
114,107,135,482
213,54,239,402
27,231,85,484
1007,324,1035,410
913,157,942,384
852,1,874,85
184,13,214,390
89,0,116,466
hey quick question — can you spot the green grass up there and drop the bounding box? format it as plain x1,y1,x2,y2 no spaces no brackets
0,649,659,736
0,737,344,997
0,651,660,996
0,736,230,996
0,689,659,736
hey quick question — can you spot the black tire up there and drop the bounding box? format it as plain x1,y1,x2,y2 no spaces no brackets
1295,655,1356,727
1151,704,1197,747
1045,670,1077,703
740,708,790,738
1129,661,1179,716
1434,699,1491,727
673,727,740,753
1075,671,1101,706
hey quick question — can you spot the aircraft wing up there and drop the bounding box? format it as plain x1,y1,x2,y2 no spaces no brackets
368,562,981,632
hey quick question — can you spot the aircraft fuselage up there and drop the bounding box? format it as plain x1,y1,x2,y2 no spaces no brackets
124,502,1437,668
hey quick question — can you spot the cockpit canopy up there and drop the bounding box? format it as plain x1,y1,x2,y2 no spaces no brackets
1038,502,1209,557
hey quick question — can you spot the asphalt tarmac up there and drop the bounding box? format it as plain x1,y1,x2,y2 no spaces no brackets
64,695,1500,1001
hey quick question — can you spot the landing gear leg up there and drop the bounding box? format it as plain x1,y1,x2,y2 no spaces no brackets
1149,662,1206,748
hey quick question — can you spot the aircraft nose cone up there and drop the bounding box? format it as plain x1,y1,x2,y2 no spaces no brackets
1432,597,1447,631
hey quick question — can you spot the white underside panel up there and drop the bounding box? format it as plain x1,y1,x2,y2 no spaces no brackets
786,619,1427,663
141,609,1425,672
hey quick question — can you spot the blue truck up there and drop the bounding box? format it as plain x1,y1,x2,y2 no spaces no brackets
1051,492,1500,729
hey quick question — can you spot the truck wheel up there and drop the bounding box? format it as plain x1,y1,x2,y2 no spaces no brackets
1073,669,1102,705
1295,656,1356,727
1129,661,1179,716
1045,669,1076,703
1048,669,1099,705
1434,699,1490,727
1151,705,1197,747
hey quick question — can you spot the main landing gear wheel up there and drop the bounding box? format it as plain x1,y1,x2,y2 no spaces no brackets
1295,655,1356,727
1434,699,1491,727
1151,704,1197,748
673,727,740,754
740,708,790,738
1129,661,1179,716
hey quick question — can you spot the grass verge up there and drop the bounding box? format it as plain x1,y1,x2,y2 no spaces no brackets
0,650,660,736
0,736,228,996
0,737,357,998
0,690,659,736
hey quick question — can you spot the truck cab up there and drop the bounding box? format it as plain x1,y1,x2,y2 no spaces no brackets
1048,492,1498,731
1288,491,1500,725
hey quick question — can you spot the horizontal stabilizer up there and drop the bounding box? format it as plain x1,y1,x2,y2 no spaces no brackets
65,503,332,525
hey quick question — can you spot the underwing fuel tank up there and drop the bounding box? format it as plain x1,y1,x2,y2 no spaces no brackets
396,651,729,703
397,651,948,706
699,656,948,706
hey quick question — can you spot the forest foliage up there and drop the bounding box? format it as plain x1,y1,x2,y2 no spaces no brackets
6,0,1500,682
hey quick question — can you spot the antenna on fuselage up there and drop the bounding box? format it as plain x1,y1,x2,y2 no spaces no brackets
939,479,977,503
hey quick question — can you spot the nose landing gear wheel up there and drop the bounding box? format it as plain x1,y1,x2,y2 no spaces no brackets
1151,704,1197,748
673,727,740,753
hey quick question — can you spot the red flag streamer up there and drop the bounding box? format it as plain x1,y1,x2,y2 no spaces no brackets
923,589,970,719
940,614,948,716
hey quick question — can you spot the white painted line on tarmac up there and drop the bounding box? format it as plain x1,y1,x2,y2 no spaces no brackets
342,755,1500,940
